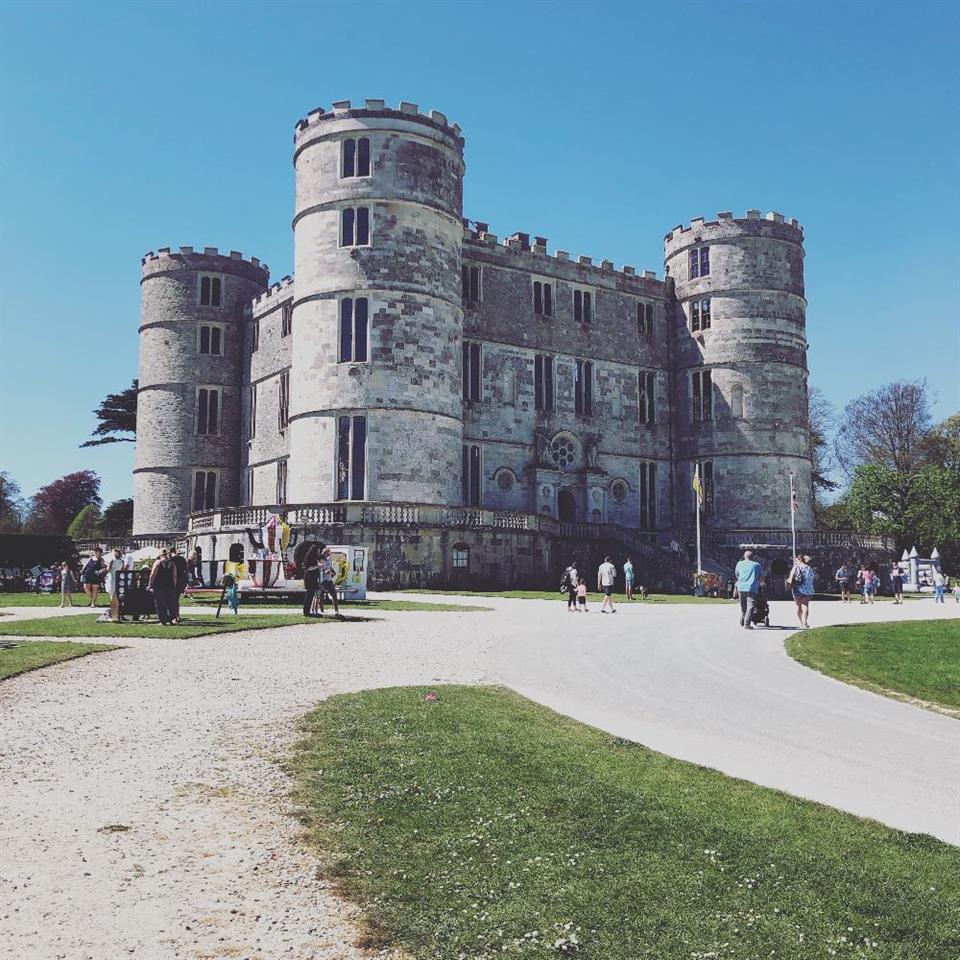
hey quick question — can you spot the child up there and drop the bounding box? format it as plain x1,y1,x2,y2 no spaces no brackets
576,577,588,612
222,573,240,615
58,560,76,608
953,582,960,604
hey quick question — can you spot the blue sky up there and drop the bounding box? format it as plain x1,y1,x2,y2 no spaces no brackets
1,0,958,506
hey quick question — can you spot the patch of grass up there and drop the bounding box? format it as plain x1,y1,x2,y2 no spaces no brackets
0,592,110,607
291,685,960,960
786,619,960,712
407,588,731,603
0,612,370,640
184,596,491,613
0,639,117,680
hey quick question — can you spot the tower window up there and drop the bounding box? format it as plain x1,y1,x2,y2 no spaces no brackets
462,444,482,507
637,302,654,336
575,360,593,416
534,355,554,411
192,470,218,511
692,369,713,421
248,383,257,440
278,371,290,432
244,468,254,506
533,280,553,316
339,297,369,363
199,324,223,355
573,288,592,323
689,246,710,279
696,460,715,514
639,461,657,529
462,264,482,303
731,383,744,419
251,317,260,353
341,137,371,178
281,301,293,337
335,415,367,500
341,207,371,247
196,387,221,435
462,341,481,402
199,275,222,307
638,371,656,424
276,459,288,505
691,299,712,331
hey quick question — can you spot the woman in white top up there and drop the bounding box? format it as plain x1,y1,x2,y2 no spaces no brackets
788,554,815,628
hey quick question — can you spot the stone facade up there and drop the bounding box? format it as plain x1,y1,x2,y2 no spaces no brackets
132,98,817,587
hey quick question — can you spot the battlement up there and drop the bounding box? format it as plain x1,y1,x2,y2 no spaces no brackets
251,274,294,311
664,210,804,243
293,99,463,146
462,221,661,284
141,246,269,281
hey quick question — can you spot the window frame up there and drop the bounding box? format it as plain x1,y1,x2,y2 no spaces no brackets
534,354,555,412
573,287,593,324
461,264,482,303
277,371,290,433
280,301,293,338
462,341,482,402
341,136,372,179
248,383,257,440
340,206,372,248
276,458,288,506
696,460,716,515
251,316,260,353
198,322,225,356
196,385,222,436
638,370,656,424
461,444,482,507
532,278,554,317
192,469,219,511
639,461,657,529
451,543,470,568
691,369,713,422
334,414,367,501
688,246,711,280
574,359,593,416
339,296,370,364
199,274,223,308
637,301,654,336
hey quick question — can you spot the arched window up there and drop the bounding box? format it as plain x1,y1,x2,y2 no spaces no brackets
731,383,744,419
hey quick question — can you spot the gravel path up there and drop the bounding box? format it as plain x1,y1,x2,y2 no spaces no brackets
1,596,956,959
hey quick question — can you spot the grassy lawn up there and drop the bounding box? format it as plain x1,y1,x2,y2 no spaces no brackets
184,596,491,613
0,592,110,607
786,619,960,712
408,588,732,604
0,639,118,680
291,686,959,960
0,612,371,640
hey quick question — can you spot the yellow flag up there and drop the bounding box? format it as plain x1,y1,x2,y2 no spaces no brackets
692,464,703,507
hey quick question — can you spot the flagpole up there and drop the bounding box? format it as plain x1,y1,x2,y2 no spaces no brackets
790,472,797,558
695,465,703,575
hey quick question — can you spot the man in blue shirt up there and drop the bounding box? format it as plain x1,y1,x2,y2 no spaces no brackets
734,549,764,629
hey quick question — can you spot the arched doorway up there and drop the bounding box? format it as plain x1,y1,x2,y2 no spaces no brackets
558,488,577,522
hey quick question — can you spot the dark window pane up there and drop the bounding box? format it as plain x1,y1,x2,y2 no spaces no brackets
356,207,369,245
534,355,543,410
583,292,591,323
646,303,653,331
212,327,222,355
340,298,353,362
585,362,593,415
640,464,648,528
200,276,210,305
200,326,210,354
342,208,354,246
702,299,711,329
357,137,370,176
574,289,582,322
533,281,542,314
355,297,368,362
691,302,700,331
204,472,217,509
703,370,712,420
470,267,480,301
462,445,469,505
211,277,221,307
336,416,351,500
469,445,481,507
544,283,552,316
649,463,657,527
575,361,583,415
462,265,470,299
208,389,219,434
700,246,710,276
197,388,208,434
351,415,366,499
463,343,470,400
692,374,701,421
193,472,205,511
638,373,646,422
646,372,655,423
689,249,699,279
343,138,356,177
545,358,554,411
470,343,480,401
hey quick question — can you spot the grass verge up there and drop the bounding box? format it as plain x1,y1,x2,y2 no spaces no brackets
0,612,371,639
0,639,117,680
0,593,110,607
184,596,491,613
786,619,960,713
291,685,959,960
406,588,732,603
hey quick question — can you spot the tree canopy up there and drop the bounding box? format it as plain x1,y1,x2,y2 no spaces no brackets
0,471,27,534
25,470,101,535
100,498,134,537
66,503,104,539
81,379,137,447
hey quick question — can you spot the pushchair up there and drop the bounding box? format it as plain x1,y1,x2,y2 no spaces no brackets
750,583,771,627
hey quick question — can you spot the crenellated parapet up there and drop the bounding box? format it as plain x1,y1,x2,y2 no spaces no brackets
141,246,269,285
664,210,803,248
462,222,662,287
293,98,464,152
250,274,294,314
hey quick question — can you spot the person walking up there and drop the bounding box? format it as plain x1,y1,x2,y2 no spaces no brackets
788,553,815,628
170,548,189,623
302,544,321,617
933,569,946,603
192,545,205,587
835,563,851,603
862,566,878,604
561,562,579,612
576,577,589,612
597,556,617,614
734,549,763,629
623,557,635,600
58,560,76,608
148,548,179,626
80,549,106,607
104,547,126,622
855,564,867,604
889,563,904,604
319,547,341,617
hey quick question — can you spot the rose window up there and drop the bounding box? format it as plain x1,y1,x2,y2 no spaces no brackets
611,480,628,502
550,435,578,469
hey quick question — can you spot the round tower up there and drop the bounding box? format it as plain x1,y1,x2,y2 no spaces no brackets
134,247,269,535
288,99,465,505
664,210,814,531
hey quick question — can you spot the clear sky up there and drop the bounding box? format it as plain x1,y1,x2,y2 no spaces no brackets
1,0,958,507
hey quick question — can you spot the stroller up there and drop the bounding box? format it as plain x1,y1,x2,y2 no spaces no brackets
750,581,771,628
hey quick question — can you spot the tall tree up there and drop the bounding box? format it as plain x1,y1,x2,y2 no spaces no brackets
25,470,102,535
834,379,932,476
0,471,26,533
81,379,137,447
920,413,960,473
66,504,103,539
100,498,134,537
805,385,837,492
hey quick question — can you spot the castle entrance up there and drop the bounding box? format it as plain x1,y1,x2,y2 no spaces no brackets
558,488,577,522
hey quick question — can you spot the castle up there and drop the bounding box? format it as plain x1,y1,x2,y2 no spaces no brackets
132,99,815,588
